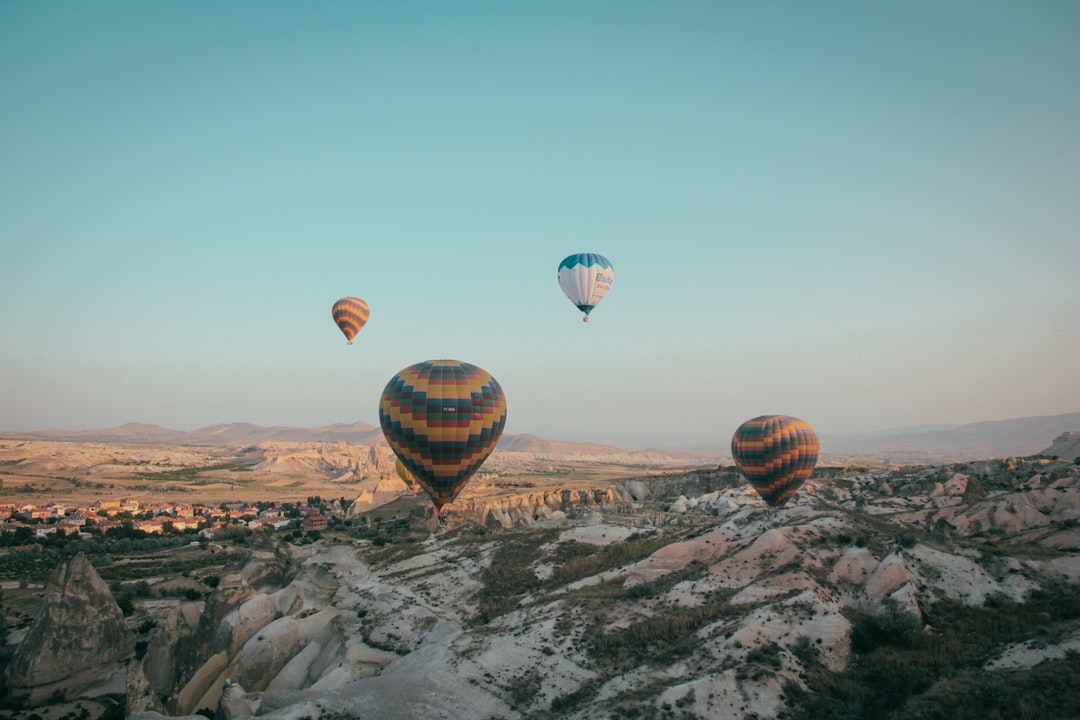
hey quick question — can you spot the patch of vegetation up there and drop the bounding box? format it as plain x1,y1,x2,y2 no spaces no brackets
601,677,690,719
588,592,740,670
545,534,669,588
976,536,1073,561
504,667,543,710
901,653,1080,720
133,462,256,482
781,584,1080,720
472,530,559,624
94,554,226,583
560,576,628,600
547,678,602,717
361,536,434,567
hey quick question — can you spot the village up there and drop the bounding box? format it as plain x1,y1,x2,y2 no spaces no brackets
0,495,336,547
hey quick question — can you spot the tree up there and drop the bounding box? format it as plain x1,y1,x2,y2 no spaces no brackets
116,593,135,616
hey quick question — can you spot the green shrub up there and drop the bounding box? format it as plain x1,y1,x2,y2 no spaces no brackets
782,585,1080,720
589,595,738,669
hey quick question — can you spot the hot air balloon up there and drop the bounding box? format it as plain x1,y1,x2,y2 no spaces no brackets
731,415,819,508
396,457,419,496
557,253,614,322
332,297,370,344
379,360,507,511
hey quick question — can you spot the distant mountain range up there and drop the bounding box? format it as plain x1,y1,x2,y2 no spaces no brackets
2,411,1079,463
0,421,386,447
824,411,1080,462
0,421,669,460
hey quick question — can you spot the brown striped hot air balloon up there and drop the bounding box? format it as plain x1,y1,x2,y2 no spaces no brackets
331,297,370,345
731,414,820,508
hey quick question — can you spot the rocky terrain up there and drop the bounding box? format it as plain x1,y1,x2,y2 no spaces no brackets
0,436,712,510
1044,431,1080,463
3,450,1079,719
0,423,724,465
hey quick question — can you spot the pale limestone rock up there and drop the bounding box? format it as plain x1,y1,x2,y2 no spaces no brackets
170,651,228,716
347,474,411,514
829,546,879,588
5,552,135,703
658,670,788,720
1044,555,1080,582
625,479,650,500
888,581,922,620
862,552,917,608
252,441,394,477
450,485,634,530
944,472,969,496
220,590,291,658
985,630,1080,671
731,571,817,605
798,611,851,671
709,527,800,589
908,544,1023,604
218,680,261,720
126,659,166,715
143,601,204,697
623,526,733,586
990,501,1050,534
233,608,344,691
559,523,638,546
668,495,690,513
1050,474,1079,490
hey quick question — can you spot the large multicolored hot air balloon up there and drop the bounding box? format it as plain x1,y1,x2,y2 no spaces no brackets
331,297,370,344
558,253,614,322
379,360,507,511
731,415,820,508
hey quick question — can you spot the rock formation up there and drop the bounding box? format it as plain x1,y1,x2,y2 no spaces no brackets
251,440,396,478
5,552,136,705
1042,431,1080,463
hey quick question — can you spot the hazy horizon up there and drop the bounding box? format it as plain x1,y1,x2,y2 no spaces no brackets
5,409,1079,456
3,2,1079,448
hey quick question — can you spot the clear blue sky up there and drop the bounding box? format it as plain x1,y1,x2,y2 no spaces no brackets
2,1,1078,449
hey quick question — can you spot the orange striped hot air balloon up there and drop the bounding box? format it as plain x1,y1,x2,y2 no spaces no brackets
331,297,369,345
731,415,819,507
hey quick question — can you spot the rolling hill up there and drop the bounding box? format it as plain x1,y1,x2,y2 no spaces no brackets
3,411,1079,463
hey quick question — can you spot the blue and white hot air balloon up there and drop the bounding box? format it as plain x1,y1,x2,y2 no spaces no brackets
557,253,614,322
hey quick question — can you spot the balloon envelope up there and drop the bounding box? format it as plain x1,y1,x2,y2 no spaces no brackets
396,457,419,495
558,253,614,321
332,297,370,344
731,415,819,507
379,360,507,511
